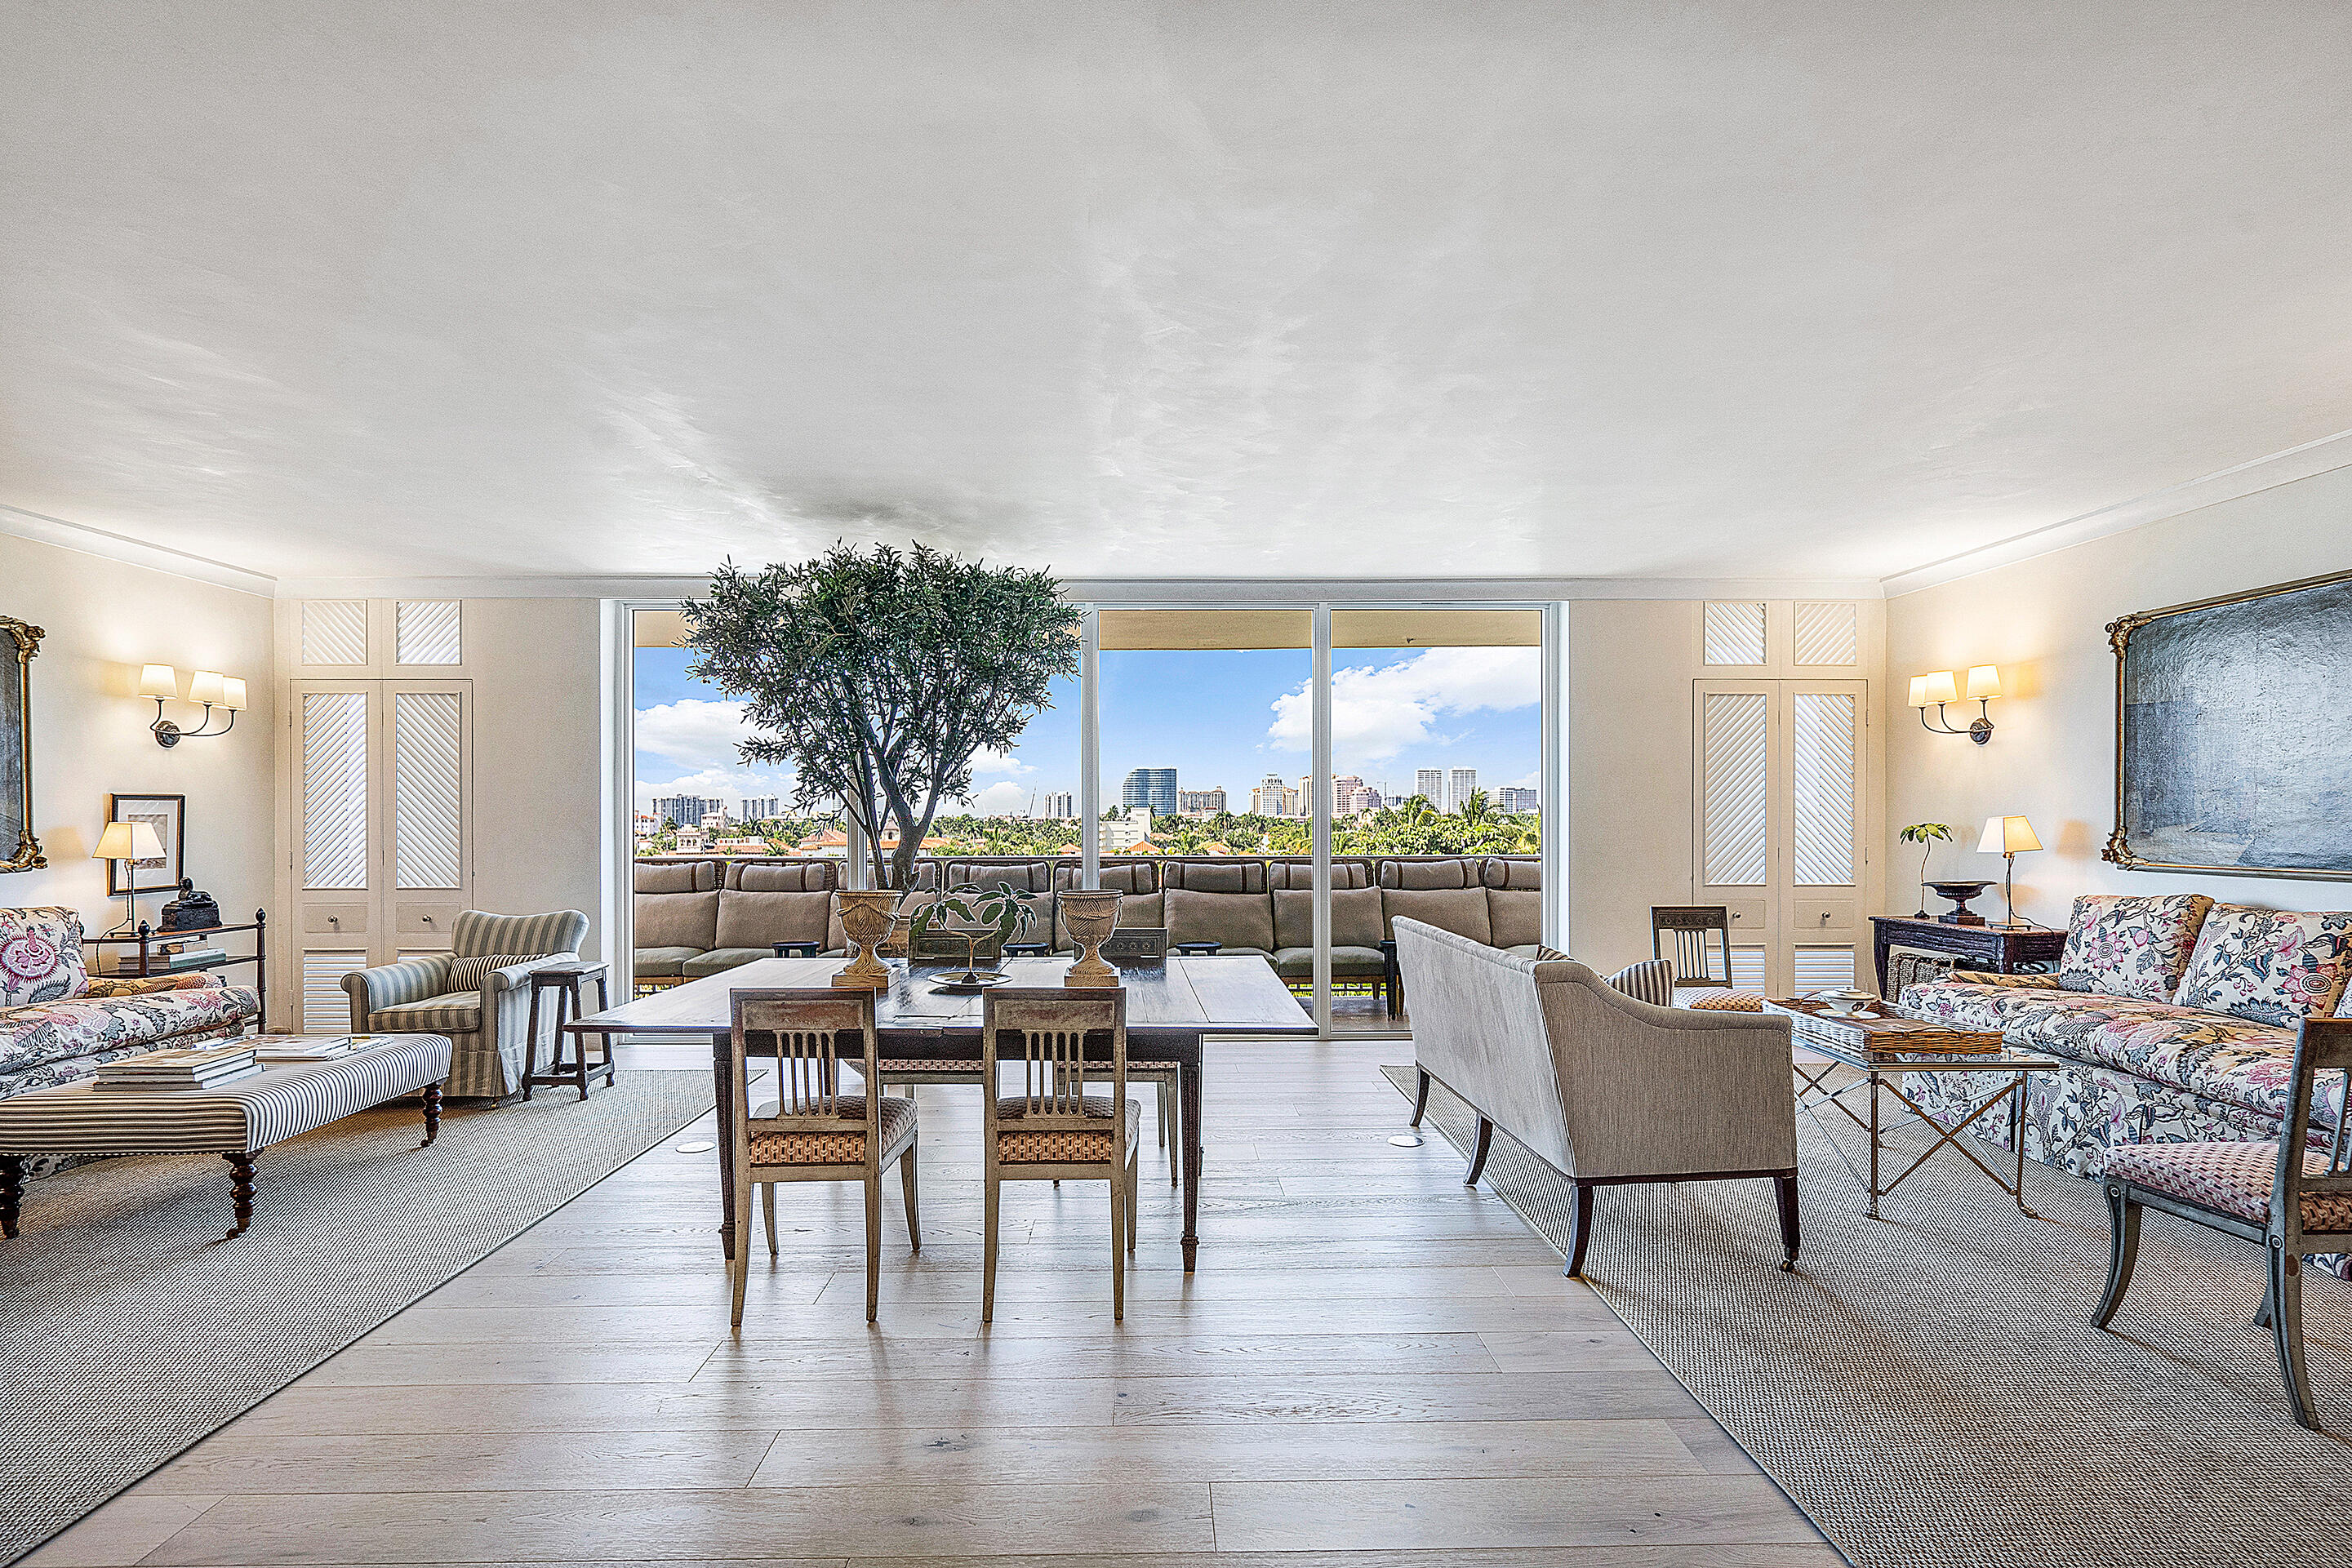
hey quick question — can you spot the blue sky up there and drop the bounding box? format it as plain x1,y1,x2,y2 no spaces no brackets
635,644,1540,815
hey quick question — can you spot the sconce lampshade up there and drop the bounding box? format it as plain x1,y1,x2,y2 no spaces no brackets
93,820,166,863
1915,670,1959,706
187,670,226,707
137,664,179,700
1978,815,2042,855
1965,664,2003,700
217,677,247,711
1905,675,1928,708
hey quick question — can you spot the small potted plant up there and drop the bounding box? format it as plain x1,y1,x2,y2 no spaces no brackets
909,882,1038,984
1898,822,1954,917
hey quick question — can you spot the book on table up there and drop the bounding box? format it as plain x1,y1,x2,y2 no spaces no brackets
250,1034,397,1063
97,946,227,975
92,1044,263,1092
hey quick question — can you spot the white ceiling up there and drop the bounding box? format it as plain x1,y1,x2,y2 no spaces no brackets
4,2,2350,587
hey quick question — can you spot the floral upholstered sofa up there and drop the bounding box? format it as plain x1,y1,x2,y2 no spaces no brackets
1897,894,2352,1180
1,906,261,1175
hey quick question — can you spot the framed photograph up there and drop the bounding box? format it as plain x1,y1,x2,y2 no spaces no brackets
105,793,185,895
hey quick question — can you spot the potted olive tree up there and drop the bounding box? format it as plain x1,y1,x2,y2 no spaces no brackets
682,544,1082,895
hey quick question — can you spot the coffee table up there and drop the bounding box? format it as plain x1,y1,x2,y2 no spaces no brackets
0,1033,451,1240
1765,997,2056,1219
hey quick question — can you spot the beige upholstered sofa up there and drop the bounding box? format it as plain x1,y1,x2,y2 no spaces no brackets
1393,916,1798,1276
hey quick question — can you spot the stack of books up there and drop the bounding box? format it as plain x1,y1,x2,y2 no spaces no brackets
250,1034,394,1064
97,944,226,975
93,1044,262,1093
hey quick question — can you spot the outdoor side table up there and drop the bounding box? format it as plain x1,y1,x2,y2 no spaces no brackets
523,962,614,1101
1172,941,1224,956
769,941,822,957
1764,997,2056,1220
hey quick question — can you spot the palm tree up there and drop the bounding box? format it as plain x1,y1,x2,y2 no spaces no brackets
1454,788,1494,828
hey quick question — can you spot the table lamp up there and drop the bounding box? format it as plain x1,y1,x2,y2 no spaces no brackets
1978,814,2041,927
93,820,167,934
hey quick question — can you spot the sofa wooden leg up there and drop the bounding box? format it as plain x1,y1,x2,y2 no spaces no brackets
2092,1180,2141,1330
1465,1116,1494,1187
1409,1068,1431,1128
0,1155,21,1239
1563,1182,1594,1277
1773,1173,1799,1270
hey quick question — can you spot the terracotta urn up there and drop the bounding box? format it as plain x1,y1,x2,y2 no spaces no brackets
833,889,900,989
1058,890,1123,988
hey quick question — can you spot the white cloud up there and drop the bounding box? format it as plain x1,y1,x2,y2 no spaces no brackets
968,747,1034,777
1266,647,1539,765
635,698,760,773
957,781,1034,815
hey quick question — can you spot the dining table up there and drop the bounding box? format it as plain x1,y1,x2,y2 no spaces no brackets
564,953,1317,1271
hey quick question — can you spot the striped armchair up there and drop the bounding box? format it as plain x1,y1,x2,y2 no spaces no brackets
342,910,589,1098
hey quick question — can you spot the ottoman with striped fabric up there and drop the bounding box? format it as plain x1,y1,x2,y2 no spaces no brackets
0,1033,451,1241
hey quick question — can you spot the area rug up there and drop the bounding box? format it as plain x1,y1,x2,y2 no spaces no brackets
0,1071,714,1566
1382,1062,2352,1568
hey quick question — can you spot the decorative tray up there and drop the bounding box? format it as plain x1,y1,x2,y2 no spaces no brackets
1764,997,2007,1055
927,972,1012,994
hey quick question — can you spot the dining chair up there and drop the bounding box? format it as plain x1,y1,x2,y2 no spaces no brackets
2096,1016,2352,1429
727,988,919,1326
980,986,1139,1322
1652,905,1736,1002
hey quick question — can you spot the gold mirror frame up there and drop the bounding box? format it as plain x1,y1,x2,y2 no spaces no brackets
1,616,42,873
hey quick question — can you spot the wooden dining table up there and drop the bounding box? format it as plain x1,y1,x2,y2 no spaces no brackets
564,953,1316,1271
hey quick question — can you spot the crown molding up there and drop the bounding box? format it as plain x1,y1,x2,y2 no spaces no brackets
0,503,277,597
272,574,715,600
273,572,1885,603
1882,426,2352,598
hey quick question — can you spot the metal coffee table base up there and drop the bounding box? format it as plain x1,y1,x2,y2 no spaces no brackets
1794,1059,2043,1220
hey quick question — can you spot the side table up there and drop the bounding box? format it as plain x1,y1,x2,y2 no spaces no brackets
523,962,614,1101
1870,915,2064,997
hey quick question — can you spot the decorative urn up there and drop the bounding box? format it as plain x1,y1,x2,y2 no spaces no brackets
832,889,900,988
1057,890,1124,988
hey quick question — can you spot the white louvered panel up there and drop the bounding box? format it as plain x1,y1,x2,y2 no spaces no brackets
1703,602,1766,666
301,600,368,666
393,691,463,891
301,950,367,1033
1701,691,1768,886
300,692,369,891
1794,945,1858,991
1793,602,1859,666
1729,945,1768,992
397,601,462,665
1792,692,1857,886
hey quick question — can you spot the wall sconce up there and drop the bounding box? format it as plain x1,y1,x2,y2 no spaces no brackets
139,664,246,748
1910,664,1999,744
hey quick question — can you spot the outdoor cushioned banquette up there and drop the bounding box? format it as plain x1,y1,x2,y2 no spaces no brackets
0,906,260,1177
1897,894,2352,1179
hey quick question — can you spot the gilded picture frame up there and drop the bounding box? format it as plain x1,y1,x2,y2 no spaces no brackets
0,617,42,873
2105,567,2352,882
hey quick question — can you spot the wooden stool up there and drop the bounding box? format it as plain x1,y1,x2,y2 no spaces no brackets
523,962,614,1101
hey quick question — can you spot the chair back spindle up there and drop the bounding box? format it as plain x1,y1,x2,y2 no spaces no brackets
1652,906,1734,989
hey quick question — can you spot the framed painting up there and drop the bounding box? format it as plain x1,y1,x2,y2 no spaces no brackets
2106,568,2352,881
105,793,185,895
0,618,40,873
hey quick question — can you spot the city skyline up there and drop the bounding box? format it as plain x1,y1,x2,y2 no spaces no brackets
636,644,1539,820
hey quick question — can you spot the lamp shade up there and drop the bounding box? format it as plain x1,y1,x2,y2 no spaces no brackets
1918,670,1959,705
217,677,247,712
1965,664,2003,700
1978,815,2041,855
1906,675,1929,708
187,670,226,707
137,664,179,700
93,820,166,863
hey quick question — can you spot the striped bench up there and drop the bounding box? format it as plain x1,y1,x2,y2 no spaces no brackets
0,1033,452,1240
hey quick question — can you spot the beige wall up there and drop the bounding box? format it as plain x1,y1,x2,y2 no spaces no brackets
1885,464,2352,926
466,599,604,957
1,534,276,937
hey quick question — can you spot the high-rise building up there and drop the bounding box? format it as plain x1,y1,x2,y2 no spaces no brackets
1448,768,1478,810
651,795,716,829
1040,791,1074,820
1496,786,1538,814
1250,773,1300,817
740,796,782,822
1098,815,1152,852
1176,787,1226,816
1332,775,1380,816
1415,768,1443,804
1121,766,1177,819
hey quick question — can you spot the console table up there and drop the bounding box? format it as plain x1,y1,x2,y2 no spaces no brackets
1870,916,2065,997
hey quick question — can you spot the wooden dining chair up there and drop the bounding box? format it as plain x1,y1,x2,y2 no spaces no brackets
727,988,919,1326
1652,905,1736,1002
980,987,1138,1322
2096,1016,2352,1429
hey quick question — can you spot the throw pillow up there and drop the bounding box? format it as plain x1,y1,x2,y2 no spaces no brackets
1533,945,1570,962
2172,905,2352,1025
448,953,543,993
1606,957,1674,1006
2057,893,2214,1001
0,906,87,1006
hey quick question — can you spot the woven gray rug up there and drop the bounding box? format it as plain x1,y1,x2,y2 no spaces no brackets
0,1071,714,1566
1382,1062,2352,1568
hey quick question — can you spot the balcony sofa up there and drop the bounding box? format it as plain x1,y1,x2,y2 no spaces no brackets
0,906,261,1177
1896,894,2352,1181
632,855,1547,994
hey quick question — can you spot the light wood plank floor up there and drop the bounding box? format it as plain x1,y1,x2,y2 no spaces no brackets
25,1042,1834,1567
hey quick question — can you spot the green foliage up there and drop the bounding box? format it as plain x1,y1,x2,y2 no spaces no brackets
1899,822,1954,844
910,880,1040,971
680,544,1082,890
